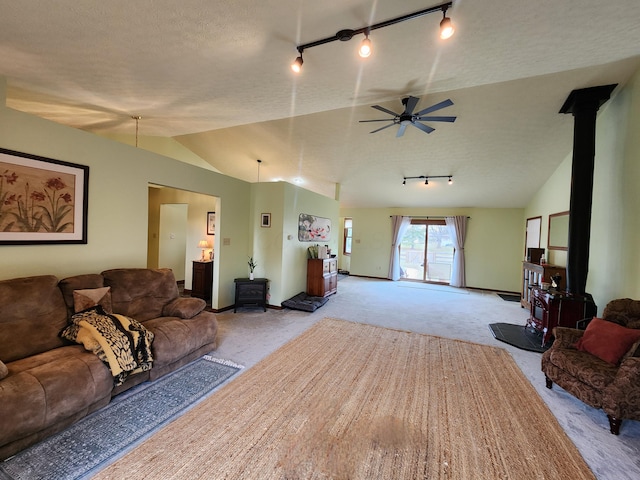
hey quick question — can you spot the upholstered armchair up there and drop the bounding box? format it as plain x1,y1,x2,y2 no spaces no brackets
541,298,640,434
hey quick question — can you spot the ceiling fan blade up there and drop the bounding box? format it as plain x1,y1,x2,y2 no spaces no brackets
371,105,399,117
415,115,457,123
403,96,420,115
369,123,397,134
412,122,435,134
396,124,408,137
359,119,396,123
414,98,454,117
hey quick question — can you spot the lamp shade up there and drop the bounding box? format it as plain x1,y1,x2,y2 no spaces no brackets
198,240,210,249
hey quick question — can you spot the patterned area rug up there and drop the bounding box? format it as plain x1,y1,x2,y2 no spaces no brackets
0,356,242,480
93,318,594,479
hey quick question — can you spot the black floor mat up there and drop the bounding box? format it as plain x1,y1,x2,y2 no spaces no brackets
489,323,551,353
498,293,521,302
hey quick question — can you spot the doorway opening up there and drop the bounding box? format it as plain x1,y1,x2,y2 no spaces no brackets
399,219,454,283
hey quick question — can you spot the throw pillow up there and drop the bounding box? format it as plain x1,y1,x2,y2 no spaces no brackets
575,317,640,365
73,286,113,313
0,359,8,380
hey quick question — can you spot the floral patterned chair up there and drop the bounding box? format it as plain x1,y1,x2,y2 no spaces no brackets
541,298,640,434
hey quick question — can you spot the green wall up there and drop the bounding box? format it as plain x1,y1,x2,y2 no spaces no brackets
251,182,339,305
0,80,251,309
339,207,525,293
524,69,640,312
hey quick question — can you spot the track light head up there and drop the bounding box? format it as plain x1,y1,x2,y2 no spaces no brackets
440,8,455,39
448,176,453,184
402,178,406,186
359,36,372,58
425,178,429,185
291,54,304,73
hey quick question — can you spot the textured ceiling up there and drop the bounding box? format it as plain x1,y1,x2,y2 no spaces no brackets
2,0,640,208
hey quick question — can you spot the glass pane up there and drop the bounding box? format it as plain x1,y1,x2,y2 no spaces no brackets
425,225,454,282
399,225,426,280
345,237,352,254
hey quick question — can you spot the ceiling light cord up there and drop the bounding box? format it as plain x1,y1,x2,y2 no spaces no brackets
291,1,454,73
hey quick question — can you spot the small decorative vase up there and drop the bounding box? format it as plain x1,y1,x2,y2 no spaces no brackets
249,272,254,280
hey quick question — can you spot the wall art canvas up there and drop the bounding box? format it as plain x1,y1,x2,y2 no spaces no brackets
0,148,89,244
298,213,331,242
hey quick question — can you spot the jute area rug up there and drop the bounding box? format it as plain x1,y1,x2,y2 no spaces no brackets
94,318,594,480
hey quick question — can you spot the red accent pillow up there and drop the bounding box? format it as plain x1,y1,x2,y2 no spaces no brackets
575,317,640,365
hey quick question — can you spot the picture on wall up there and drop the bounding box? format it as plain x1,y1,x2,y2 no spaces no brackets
298,213,331,242
207,211,216,235
0,148,89,245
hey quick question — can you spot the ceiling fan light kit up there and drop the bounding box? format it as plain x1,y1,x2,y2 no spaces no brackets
290,1,454,73
360,95,457,137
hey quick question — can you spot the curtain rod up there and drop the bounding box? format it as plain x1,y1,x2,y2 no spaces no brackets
389,215,471,219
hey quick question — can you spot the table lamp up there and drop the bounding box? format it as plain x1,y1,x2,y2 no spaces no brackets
198,239,210,261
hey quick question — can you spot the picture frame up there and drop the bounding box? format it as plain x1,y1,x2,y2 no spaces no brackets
298,213,331,242
261,213,271,228
0,148,89,245
207,211,216,235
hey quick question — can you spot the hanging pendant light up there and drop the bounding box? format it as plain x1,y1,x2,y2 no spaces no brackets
358,35,372,58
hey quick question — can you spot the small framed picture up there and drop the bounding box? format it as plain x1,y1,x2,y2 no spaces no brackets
261,213,271,228
207,211,216,235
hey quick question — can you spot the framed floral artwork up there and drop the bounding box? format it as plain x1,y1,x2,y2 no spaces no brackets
0,148,89,244
298,213,331,242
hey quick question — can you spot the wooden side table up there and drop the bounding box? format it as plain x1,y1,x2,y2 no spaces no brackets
234,278,268,312
192,261,213,302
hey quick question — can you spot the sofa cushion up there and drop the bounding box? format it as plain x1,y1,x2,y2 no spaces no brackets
73,286,113,313
142,311,217,368
102,268,179,321
0,275,68,363
0,346,113,447
575,317,640,365
547,347,618,390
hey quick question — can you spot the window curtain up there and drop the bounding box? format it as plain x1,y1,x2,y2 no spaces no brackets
445,216,468,287
388,215,411,281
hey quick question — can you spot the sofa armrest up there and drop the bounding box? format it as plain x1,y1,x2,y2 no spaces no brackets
552,327,584,349
603,357,640,420
162,297,206,319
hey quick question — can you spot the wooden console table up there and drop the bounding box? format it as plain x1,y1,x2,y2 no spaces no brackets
234,278,268,312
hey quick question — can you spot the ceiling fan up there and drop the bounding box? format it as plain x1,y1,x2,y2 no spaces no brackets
359,96,456,137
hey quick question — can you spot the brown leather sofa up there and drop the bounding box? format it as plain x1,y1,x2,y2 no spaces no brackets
0,268,217,460
541,298,640,434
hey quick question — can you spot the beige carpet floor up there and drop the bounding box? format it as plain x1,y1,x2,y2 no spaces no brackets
93,318,594,480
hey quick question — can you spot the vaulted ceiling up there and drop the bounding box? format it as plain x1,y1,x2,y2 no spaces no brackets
2,1,640,208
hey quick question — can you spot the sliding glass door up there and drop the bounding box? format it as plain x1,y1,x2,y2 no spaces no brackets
399,220,454,283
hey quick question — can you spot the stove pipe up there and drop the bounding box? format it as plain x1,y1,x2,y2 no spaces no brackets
559,84,616,295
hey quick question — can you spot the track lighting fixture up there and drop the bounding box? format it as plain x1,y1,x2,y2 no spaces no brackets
291,52,303,73
403,175,453,186
291,1,454,73
358,34,372,58
439,6,455,40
